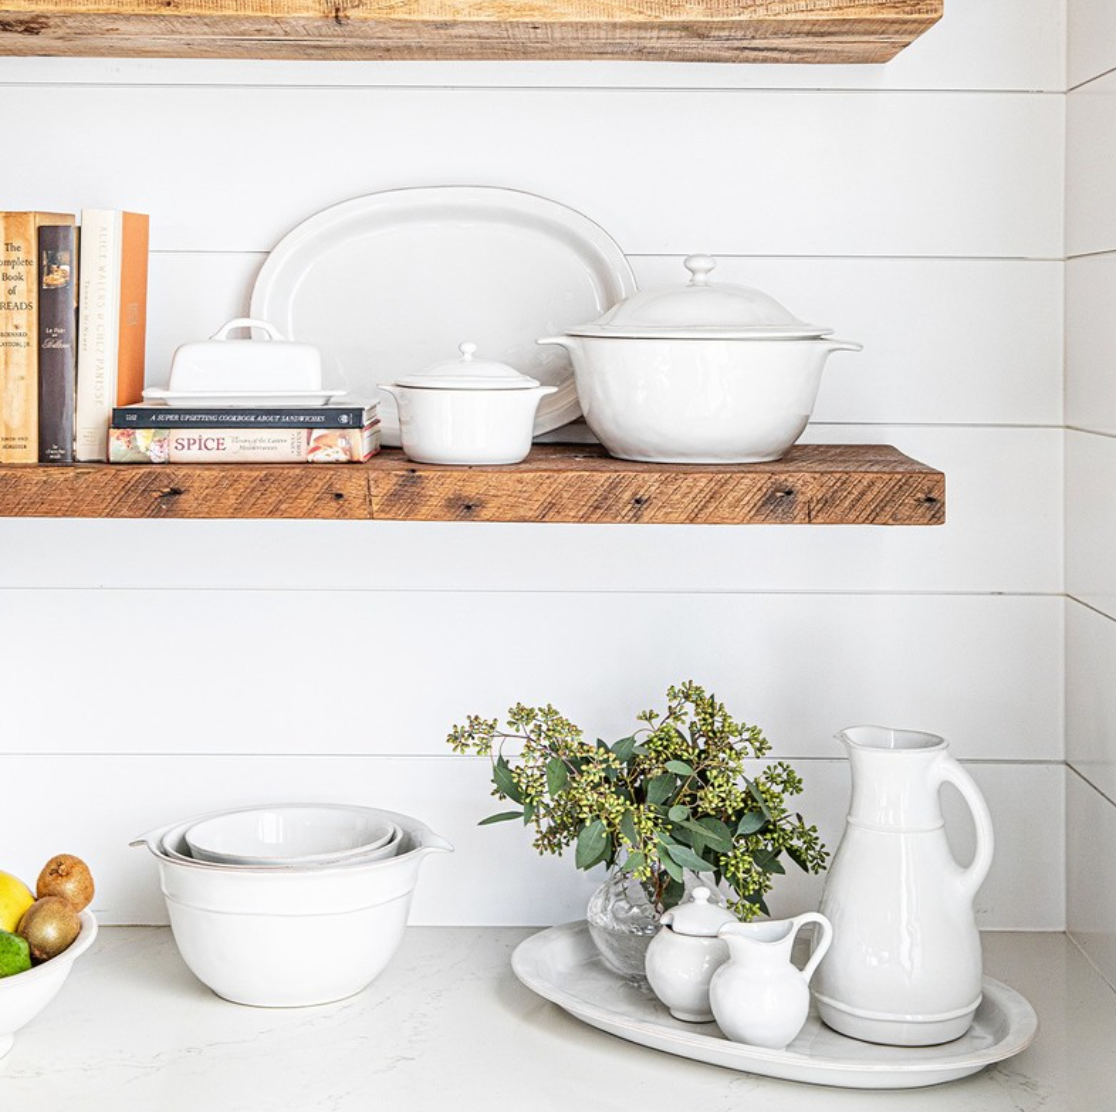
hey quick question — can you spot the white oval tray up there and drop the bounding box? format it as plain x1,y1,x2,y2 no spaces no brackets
512,922,1038,1090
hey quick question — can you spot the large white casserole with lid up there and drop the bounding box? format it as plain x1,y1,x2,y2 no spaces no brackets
538,256,861,464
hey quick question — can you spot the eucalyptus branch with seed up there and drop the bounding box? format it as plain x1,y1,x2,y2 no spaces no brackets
447,681,828,918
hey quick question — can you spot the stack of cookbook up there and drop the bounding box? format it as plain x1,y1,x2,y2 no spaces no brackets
108,400,381,464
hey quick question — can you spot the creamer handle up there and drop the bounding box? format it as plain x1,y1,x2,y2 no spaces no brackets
795,912,833,984
937,755,995,900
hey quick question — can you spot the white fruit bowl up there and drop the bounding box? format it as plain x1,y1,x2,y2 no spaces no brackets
0,910,97,1059
133,808,451,1007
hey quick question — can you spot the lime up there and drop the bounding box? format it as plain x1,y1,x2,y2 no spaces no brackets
0,870,35,934
0,930,30,978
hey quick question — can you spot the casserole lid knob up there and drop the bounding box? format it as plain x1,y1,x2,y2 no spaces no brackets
563,254,832,340
394,342,540,390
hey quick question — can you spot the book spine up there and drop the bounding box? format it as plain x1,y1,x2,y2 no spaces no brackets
37,224,78,463
0,213,39,463
75,210,122,462
115,212,148,408
109,424,381,464
112,404,375,429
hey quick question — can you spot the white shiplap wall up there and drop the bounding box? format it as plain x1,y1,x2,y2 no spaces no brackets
0,0,1066,928
1066,0,1116,986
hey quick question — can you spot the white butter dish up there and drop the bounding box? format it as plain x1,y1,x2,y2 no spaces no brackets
168,317,323,393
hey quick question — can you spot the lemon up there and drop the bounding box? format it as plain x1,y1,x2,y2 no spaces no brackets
0,870,35,933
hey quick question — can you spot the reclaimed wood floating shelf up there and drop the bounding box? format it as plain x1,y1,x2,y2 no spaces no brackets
0,444,945,524
0,1,943,64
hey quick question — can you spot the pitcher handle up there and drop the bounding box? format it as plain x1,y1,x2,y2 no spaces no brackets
794,912,834,984
935,755,995,900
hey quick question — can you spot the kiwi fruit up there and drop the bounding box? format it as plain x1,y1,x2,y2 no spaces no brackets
18,897,81,963
36,854,94,913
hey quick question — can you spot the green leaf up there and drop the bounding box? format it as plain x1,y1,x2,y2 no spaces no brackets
478,811,523,825
751,848,786,875
611,735,638,763
736,810,767,836
522,800,536,824
786,843,810,872
665,760,694,777
647,773,676,805
576,820,609,870
658,845,685,884
546,758,568,797
625,851,646,875
665,842,715,873
695,817,734,854
667,804,690,822
493,756,524,804
747,782,772,819
620,809,639,847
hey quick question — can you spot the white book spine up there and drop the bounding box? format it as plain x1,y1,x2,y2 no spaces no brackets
75,209,122,462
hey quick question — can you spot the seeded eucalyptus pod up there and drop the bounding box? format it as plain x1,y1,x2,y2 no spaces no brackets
448,681,828,918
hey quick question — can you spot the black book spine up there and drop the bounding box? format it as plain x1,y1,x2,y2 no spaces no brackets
37,224,77,464
111,405,372,429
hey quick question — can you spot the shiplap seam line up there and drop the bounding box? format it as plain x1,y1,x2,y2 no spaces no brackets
1067,595,1116,627
1066,425,1116,439
1068,763,1116,814
1068,62,1116,94
0,587,1066,597
0,754,1066,764
0,80,1066,96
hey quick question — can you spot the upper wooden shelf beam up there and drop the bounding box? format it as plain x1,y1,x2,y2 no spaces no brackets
0,1,943,64
0,444,945,524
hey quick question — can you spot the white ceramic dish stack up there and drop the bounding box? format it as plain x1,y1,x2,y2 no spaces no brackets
132,804,451,1007
183,804,400,867
0,911,98,1060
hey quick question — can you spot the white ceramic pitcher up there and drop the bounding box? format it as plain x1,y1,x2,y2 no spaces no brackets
813,726,995,1046
710,913,833,1050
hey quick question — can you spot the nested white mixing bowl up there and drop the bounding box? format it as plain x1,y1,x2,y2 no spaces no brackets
133,807,451,1007
183,804,399,867
538,255,861,464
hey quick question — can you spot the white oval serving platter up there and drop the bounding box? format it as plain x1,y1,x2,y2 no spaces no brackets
511,922,1038,1090
250,187,637,447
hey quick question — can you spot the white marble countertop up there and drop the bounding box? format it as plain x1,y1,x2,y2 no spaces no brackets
0,928,1112,1111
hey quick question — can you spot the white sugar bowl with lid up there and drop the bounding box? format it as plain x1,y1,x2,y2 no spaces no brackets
379,343,557,465
645,887,738,1022
538,255,861,464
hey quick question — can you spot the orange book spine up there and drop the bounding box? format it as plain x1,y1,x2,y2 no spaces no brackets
115,212,148,408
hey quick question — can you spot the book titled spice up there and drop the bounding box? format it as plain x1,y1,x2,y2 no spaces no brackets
0,212,75,463
109,423,381,464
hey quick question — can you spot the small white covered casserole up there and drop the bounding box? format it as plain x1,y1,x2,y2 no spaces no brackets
380,342,557,465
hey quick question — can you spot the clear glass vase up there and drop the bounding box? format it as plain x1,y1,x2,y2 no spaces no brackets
586,870,662,980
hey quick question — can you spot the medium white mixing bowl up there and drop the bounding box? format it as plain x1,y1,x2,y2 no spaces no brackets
183,804,399,867
133,808,451,1007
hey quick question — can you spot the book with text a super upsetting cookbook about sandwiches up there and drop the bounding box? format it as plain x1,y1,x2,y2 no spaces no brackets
75,210,149,462
0,212,76,463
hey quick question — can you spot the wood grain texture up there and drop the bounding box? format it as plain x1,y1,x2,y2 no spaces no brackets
0,1,943,62
0,444,945,523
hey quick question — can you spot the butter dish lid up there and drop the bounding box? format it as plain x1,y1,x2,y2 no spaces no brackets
660,887,738,937
565,255,831,341
394,342,540,390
